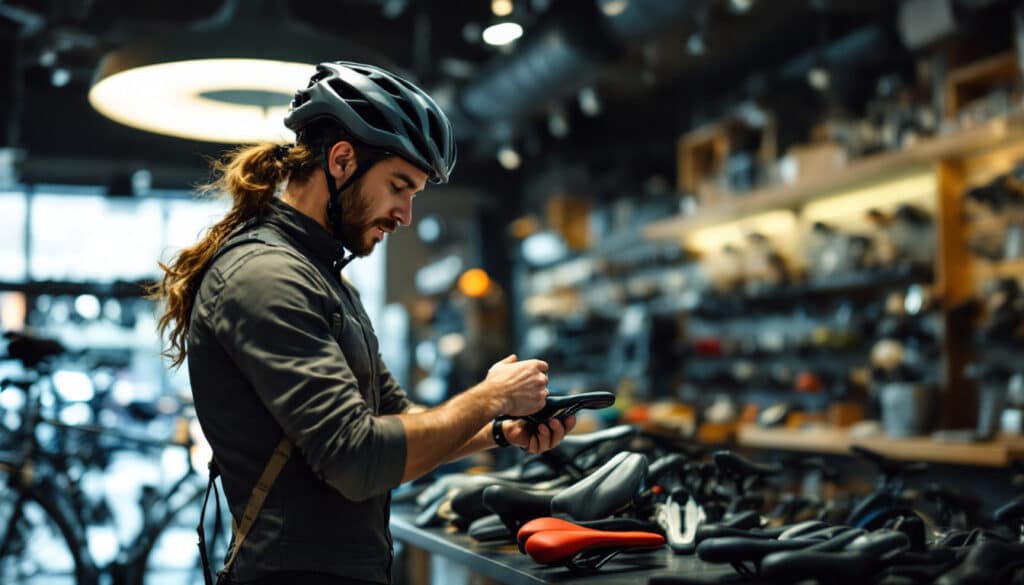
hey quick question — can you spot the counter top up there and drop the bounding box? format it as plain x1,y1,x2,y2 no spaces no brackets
390,505,733,585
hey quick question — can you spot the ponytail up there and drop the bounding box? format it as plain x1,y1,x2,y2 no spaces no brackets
151,142,318,367
152,120,355,367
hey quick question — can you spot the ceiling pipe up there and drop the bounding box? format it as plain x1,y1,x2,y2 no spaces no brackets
454,0,699,142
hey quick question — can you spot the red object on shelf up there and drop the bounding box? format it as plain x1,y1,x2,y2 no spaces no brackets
523,527,665,565
693,337,724,356
795,371,825,393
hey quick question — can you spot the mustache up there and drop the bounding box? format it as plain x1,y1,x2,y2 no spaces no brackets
375,218,399,232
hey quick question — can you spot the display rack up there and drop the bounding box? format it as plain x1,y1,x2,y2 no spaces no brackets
644,110,1024,430
644,112,1024,239
737,424,1024,467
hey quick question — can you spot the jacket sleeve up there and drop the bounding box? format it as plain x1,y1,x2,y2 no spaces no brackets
213,251,407,502
377,357,412,414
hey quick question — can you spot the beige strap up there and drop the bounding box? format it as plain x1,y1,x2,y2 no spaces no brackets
221,436,294,577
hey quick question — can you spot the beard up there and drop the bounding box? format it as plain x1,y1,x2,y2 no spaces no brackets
336,181,397,257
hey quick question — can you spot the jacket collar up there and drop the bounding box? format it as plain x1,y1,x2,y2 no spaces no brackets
263,197,348,269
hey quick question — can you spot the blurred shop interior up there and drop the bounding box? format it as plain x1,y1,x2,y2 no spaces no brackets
3,0,1024,583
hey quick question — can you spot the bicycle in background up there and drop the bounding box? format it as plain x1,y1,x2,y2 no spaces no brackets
0,331,228,585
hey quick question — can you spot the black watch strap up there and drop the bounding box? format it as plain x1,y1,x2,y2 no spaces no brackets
492,418,511,448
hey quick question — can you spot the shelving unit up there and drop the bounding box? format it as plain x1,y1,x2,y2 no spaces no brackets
737,424,1024,467
644,112,1024,240
643,110,1024,431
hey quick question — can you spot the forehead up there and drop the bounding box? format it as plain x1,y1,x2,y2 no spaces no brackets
380,156,429,185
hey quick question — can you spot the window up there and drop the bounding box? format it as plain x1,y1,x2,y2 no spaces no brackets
0,191,26,281
30,193,165,281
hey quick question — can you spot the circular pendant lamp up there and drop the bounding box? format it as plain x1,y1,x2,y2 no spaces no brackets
89,0,388,144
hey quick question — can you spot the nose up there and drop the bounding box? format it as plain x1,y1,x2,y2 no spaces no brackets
393,198,412,226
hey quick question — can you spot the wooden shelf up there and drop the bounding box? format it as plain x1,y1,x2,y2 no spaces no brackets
973,258,1024,280
645,112,1024,240
737,424,1024,467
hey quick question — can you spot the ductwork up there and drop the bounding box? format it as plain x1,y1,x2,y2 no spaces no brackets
455,0,698,138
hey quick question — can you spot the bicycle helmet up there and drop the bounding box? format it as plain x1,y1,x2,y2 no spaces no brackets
285,61,456,184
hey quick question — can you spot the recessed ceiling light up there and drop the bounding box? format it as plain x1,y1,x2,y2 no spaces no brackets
482,22,524,46
497,145,522,170
90,58,311,143
491,0,514,17
599,0,629,16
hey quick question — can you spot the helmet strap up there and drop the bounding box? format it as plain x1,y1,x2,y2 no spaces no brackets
320,142,389,273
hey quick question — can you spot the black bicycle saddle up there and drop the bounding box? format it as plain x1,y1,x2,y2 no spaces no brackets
759,529,909,582
850,445,927,477
935,538,1024,585
552,424,635,459
481,485,555,524
513,391,616,429
482,452,648,535
451,483,562,526
993,495,1024,526
712,451,783,480
696,521,839,564
551,452,648,520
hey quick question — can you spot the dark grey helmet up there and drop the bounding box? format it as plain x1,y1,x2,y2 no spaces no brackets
285,61,456,183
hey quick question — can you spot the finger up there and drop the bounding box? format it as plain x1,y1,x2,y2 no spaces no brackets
509,420,529,446
500,354,518,363
532,359,549,373
548,417,566,444
562,414,577,434
537,423,552,451
529,434,539,454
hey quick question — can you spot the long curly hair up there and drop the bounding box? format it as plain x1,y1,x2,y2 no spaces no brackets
151,121,347,367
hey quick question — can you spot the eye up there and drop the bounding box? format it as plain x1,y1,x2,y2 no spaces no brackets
390,183,402,194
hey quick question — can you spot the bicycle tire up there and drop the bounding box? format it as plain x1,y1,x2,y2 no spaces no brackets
126,477,227,585
0,476,99,585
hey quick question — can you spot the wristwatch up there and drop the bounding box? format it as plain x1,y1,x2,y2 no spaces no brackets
491,418,511,448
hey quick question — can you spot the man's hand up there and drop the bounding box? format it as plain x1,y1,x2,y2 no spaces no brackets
484,354,549,416
503,415,577,454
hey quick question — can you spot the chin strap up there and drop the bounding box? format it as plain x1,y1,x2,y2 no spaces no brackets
320,142,388,274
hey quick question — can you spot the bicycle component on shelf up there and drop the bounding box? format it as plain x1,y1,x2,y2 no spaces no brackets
846,445,928,540
517,517,665,572
480,451,648,539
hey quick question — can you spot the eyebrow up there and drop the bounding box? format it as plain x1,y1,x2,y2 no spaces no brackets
392,172,418,191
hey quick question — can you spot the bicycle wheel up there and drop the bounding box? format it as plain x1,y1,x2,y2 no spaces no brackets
128,478,230,585
0,477,98,585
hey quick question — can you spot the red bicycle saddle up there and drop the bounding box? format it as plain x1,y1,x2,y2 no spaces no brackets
517,516,662,552
519,518,665,568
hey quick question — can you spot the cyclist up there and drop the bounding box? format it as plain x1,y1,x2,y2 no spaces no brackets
152,61,575,585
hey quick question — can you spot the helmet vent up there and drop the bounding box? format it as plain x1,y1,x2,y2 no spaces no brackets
308,69,330,88
327,78,364,102
396,98,419,125
350,101,391,132
402,119,432,166
427,110,444,150
372,76,405,99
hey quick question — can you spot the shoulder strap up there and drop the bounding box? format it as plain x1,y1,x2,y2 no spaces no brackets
197,222,300,584
219,436,294,580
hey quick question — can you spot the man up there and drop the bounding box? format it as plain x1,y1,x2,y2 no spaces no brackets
153,61,575,584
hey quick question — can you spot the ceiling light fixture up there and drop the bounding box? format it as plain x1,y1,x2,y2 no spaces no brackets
547,107,569,138
88,0,388,144
578,87,602,117
497,145,522,170
729,0,755,13
491,0,514,17
482,22,524,46
599,0,630,17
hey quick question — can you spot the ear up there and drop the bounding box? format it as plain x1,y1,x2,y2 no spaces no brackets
327,140,357,181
